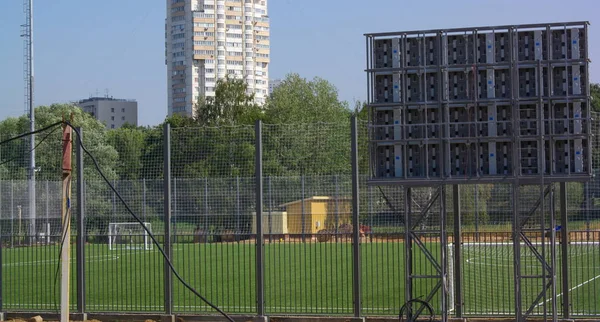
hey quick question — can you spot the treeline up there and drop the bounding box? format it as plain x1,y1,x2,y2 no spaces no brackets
0,75,597,229
0,74,365,182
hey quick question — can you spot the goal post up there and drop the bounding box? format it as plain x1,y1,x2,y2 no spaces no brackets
108,222,153,251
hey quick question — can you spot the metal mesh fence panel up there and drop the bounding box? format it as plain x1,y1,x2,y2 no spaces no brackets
170,126,256,314
0,124,70,312
457,183,515,315
84,126,164,312
359,117,407,315
0,114,598,317
262,122,353,315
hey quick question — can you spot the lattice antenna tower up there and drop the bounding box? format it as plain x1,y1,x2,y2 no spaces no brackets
21,0,36,239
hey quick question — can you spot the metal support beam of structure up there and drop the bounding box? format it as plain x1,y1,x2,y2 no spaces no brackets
451,185,462,318
163,123,173,315
75,128,85,315
513,183,558,321
403,185,448,322
255,120,265,317
366,21,591,321
21,0,36,246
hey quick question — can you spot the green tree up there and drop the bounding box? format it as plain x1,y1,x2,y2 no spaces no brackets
591,83,600,112
262,74,353,176
107,126,148,180
0,104,118,181
194,77,262,126
264,73,351,124
0,104,119,237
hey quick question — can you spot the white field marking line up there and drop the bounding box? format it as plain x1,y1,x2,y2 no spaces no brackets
2,254,119,267
534,273,600,308
464,256,600,270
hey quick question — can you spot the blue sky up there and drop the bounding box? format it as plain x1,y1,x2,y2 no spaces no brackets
0,0,598,126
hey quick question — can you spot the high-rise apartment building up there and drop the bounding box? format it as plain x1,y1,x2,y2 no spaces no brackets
166,0,270,116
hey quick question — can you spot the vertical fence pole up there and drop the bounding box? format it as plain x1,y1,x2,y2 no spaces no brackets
142,178,147,224
60,123,73,322
0,184,3,312
474,185,479,241
10,180,13,248
585,181,590,234
350,115,362,318
236,176,240,241
163,123,173,316
255,120,265,316
560,182,569,319
368,185,373,242
404,187,413,306
45,180,49,244
268,176,272,243
452,184,462,317
76,127,86,315
512,183,522,322
301,176,305,243
204,178,209,234
173,178,177,244
112,180,116,221
334,175,339,242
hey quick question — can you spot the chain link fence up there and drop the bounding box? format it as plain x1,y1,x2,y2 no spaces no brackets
0,116,599,318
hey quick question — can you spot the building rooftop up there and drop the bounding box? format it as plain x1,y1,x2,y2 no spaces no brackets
77,96,137,104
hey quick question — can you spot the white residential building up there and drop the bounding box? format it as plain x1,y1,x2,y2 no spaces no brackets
166,0,270,117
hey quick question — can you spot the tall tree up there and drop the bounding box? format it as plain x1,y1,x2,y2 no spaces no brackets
261,74,352,176
264,73,350,124
0,104,118,181
107,126,148,180
591,83,600,112
194,77,262,126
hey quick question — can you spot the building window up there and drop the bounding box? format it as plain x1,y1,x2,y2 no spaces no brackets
111,124,115,129
111,108,114,113
122,116,125,121
121,108,125,112
111,116,115,121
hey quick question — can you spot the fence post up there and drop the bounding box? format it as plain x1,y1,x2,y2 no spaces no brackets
163,123,173,316
474,185,479,241
334,175,339,242
173,178,177,244
76,127,86,317
0,184,3,313
10,180,13,248
204,178,209,233
236,176,240,242
301,176,305,243
452,185,462,317
112,180,117,221
255,120,265,316
560,182,569,319
45,181,49,244
142,178,147,224
350,115,362,318
267,176,272,243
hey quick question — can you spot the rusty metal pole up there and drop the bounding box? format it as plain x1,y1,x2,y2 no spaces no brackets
60,122,73,322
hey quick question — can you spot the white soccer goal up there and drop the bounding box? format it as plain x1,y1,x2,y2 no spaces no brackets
108,222,153,251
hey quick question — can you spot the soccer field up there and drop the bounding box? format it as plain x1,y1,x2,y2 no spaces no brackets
1,240,599,316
